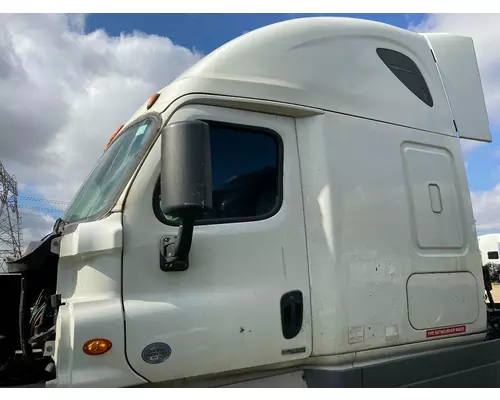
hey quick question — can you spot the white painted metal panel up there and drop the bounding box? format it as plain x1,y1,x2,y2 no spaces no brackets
128,18,455,137
424,33,491,143
401,143,465,251
407,272,479,330
53,214,146,387
122,105,312,383
297,111,485,356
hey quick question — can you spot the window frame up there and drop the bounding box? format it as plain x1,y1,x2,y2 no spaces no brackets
62,112,162,225
153,119,284,227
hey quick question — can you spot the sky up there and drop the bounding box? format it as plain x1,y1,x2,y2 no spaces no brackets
0,13,499,253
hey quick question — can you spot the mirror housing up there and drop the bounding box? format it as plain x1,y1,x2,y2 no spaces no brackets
159,120,213,271
161,120,213,218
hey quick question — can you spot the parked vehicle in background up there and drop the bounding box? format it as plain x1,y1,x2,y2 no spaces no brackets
479,234,500,282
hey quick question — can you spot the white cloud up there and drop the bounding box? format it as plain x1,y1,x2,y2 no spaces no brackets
0,14,201,242
20,211,56,244
461,139,483,154
0,13,201,199
471,184,500,233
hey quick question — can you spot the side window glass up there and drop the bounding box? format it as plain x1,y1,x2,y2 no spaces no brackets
158,121,282,224
206,123,280,221
377,48,434,107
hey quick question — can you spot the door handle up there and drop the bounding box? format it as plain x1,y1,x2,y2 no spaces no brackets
280,290,303,339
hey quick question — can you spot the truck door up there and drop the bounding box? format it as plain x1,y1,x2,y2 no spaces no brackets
121,104,312,384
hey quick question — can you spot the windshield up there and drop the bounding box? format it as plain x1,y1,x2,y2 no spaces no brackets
62,118,156,223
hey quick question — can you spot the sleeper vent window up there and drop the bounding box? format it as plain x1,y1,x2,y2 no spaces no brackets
377,48,434,107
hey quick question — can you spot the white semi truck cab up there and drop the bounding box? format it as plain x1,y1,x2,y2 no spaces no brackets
479,234,500,265
2,17,500,388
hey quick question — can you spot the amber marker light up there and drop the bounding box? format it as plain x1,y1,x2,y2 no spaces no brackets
104,125,124,150
147,92,160,109
83,338,112,355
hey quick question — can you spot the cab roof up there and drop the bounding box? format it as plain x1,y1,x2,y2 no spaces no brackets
126,17,490,142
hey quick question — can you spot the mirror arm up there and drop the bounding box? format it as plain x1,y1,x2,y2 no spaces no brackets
160,217,195,272
171,217,195,262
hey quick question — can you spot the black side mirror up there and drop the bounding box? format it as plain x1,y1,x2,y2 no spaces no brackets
160,120,212,271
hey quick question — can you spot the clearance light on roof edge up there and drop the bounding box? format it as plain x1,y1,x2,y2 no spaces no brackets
105,124,124,150
147,92,161,109
83,338,112,356
103,92,160,151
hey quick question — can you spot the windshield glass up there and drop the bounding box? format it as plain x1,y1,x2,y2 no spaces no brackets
62,118,156,223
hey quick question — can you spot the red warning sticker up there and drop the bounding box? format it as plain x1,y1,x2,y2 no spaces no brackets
426,325,466,338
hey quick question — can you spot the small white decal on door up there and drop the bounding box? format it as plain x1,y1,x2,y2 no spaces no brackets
348,326,364,344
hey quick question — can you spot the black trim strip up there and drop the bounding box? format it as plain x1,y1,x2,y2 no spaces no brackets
304,338,500,388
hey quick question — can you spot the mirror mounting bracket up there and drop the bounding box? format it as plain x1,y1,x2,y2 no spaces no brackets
159,217,195,272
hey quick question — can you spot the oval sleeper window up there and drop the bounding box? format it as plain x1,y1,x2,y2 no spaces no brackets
377,48,434,107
